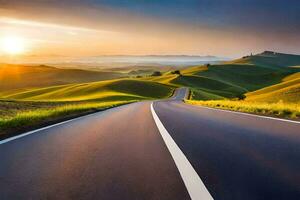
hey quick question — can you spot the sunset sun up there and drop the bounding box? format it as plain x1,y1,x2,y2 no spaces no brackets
1,36,26,55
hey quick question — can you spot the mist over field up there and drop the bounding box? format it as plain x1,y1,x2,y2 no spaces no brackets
0,55,226,70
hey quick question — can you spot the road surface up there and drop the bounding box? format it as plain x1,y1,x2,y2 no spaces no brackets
0,88,299,199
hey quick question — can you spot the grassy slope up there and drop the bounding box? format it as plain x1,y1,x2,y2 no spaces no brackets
186,52,300,119
191,51,300,95
170,75,244,98
143,67,245,99
193,64,289,91
238,53,300,103
143,52,300,101
233,51,300,68
0,79,174,101
0,64,124,91
246,72,300,103
0,78,174,138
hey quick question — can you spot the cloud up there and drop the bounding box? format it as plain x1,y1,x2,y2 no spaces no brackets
0,17,115,34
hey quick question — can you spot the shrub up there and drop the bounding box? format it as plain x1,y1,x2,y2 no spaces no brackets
237,94,246,100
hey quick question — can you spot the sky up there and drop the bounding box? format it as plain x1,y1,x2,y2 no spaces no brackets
0,0,299,57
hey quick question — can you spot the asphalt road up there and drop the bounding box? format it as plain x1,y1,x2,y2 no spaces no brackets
1,88,299,199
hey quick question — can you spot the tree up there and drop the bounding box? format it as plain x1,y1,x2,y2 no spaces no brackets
171,70,181,75
151,71,162,76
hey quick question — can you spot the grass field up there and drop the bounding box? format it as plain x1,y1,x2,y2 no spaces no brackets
187,100,300,119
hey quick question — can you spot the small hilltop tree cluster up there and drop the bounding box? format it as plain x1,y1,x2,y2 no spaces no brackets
171,70,181,76
151,71,162,76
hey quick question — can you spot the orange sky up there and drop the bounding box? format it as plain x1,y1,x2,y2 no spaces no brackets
0,1,299,58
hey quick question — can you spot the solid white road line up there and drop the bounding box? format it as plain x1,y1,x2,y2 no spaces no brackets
151,103,213,200
196,105,300,124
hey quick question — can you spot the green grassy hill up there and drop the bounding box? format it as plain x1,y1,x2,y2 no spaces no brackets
4,51,298,102
232,51,300,69
246,72,300,103
170,75,245,98
0,64,124,91
0,77,174,139
0,79,174,102
185,52,300,119
163,51,300,100
193,64,291,91
142,52,300,100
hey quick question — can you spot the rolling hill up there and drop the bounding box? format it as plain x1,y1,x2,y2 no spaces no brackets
184,52,300,119
0,64,124,92
1,51,300,102
1,51,300,137
0,79,174,102
232,51,300,69
0,78,174,138
246,72,300,103
162,51,300,100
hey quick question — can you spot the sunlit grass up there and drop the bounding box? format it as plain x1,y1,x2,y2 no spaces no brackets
0,101,133,137
245,77,300,103
186,100,300,119
1,79,174,101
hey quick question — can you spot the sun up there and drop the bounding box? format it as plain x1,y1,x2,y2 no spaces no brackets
1,36,26,55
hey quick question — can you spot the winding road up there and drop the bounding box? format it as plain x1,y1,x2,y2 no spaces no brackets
0,88,299,199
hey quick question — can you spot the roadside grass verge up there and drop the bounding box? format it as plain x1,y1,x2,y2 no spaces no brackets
0,101,133,140
186,100,300,119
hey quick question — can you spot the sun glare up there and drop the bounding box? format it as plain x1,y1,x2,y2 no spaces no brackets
1,36,26,55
